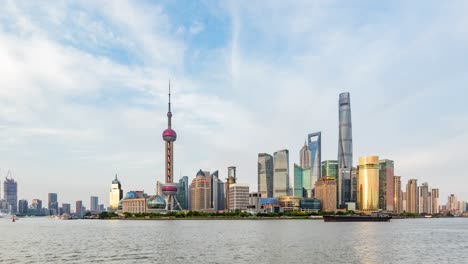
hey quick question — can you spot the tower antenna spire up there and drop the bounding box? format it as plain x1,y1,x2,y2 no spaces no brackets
168,80,171,113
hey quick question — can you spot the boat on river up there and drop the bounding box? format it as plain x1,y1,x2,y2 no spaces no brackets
323,213,392,222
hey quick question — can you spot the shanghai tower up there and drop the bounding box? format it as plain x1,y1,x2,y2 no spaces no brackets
337,92,353,208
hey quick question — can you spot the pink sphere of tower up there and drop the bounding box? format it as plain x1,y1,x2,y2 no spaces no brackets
162,128,177,141
162,183,178,196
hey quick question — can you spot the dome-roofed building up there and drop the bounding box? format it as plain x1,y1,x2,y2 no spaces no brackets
147,195,166,210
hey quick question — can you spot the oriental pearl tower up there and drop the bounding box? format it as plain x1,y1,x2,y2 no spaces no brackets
161,82,180,211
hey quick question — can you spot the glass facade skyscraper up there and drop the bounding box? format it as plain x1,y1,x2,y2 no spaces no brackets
308,132,321,191
273,149,289,197
3,176,18,213
176,176,189,210
379,159,394,211
321,160,338,179
338,92,353,208
293,164,312,198
258,153,274,198
357,156,379,211
48,193,58,215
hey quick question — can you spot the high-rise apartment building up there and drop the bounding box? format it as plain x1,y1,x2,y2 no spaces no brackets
3,176,18,213
314,177,337,212
48,193,58,215
337,92,353,208
273,149,289,197
190,170,211,211
431,188,439,214
378,159,394,211
406,179,418,213
228,183,249,211
308,132,321,190
299,142,311,169
90,196,99,213
419,183,431,214
76,200,83,218
357,156,379,211
18,199,28,215
293,164,311,198
447,194,458,214
109,174,123,212
393,176,402,213
258,153,274,198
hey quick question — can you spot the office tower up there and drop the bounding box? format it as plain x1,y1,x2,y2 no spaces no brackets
48,193,58,215
3,175,18,213
31,199,42,210
211,171,221,211
258,153,274,198
299,141,311,169
161,83,179,211
273,149,289,197
228,183,250,211
90,196,99,213
293,164,311,198
447,194,458,214
337,92,353,208
190,170,211,211
321,160,338,179
406,179,418,213
357,156,379,211
109,174,123,212
393,176,402,213
99,204,105,212
351,167,357,203
176,176,189,210
18,199,28,215
378,159,394,211
62,203,71,215
76,200,83,218
419,183,431,214
431,188,439,214
308,132,321,188
225,166,237,211
314,177,337,212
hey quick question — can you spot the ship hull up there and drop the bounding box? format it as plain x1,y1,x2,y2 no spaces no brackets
323,215,392,222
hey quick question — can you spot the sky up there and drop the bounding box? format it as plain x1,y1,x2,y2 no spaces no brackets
1,1,468,208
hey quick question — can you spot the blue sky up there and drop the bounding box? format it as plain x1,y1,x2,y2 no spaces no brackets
1,1,467,208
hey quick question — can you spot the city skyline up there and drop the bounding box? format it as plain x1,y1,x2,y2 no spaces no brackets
1,1,468,206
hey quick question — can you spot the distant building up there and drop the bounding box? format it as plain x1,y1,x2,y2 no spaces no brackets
48,193,58,215
431,188,439,214
379,159,394,211
190,170,211,211
293,164,311,198
18,199,28,215
277,196,302,212
314,177,337,212
300,198,321,212
273,150,289,197
419,183,431,214
225,167,237,211
3,176,18,213
337,92,353,208
308,132,321,190
402,192,407,212
90,196,99,213
299,141,311,169
228,183,249,211
62,203,71,215
357,156,379,211
176,176,189,210
76,200,83,218
258,153,274,198
321,160,338,180
393,176,402,213
447,194,458,214
121,191,166,214
211,171,224,212
31,199,42,210
109,174,123,212
248,192,262,211
406,179,418,213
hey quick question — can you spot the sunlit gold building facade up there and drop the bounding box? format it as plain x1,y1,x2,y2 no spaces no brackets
109,175,123,212
357,156,379,211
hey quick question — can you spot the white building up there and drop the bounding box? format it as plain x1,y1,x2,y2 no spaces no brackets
229,183,249,211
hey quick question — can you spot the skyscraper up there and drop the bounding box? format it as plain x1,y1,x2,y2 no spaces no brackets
90,196,99,213
109,174,123,212
273,149,289,197
419,183,431,214
314,177,337,212
393,176,402,213
76,200,83,218
431,188,439,214
31,199,42,210
18,199,28,215
299,141,311,169
48,193,58,215
357,156,379,211
378,159,394,211
228,183,249,211
321,160,338,179
62,203,71,215
225,166,237,211
308,132,321,190
406,179,418,213
293,164,311,198
337,92,353,208
258,153,274,198
161,83,179,211
3,175,18,213
190,170,211,211
176,176,189,210
211,171,222,212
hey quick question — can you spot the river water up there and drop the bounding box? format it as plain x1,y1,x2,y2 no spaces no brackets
0,217,467,263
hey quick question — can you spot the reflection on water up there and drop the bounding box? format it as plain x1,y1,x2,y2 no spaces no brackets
0,218,467,263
